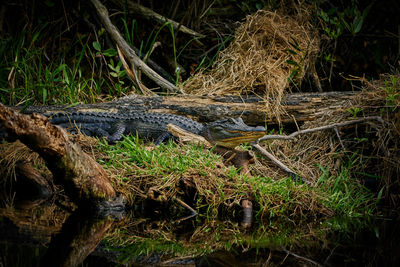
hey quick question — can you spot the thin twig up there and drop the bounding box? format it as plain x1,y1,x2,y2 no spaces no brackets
173,197,198,223
116,45,153,96
173,197,197,216
251,144,293,173
253,116,384,184
110,0,205,39
333,126,345,150
251,143,311,184
282,248,323,267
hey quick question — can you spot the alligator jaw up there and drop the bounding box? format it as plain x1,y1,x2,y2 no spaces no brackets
213,130,267,148
202,118,267,148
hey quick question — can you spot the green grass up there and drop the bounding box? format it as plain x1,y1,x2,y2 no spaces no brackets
97,136,221,176
0,23,134,106
94,135,379,223
318,164,379,218
0,4,234,106
95,135,381,260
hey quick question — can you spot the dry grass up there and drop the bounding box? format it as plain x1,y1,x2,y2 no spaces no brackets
250,74,400,208
253,128,340,184
0,141,45,182
183,8,320,122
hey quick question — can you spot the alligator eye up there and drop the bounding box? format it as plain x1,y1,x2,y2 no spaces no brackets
213,126,224,131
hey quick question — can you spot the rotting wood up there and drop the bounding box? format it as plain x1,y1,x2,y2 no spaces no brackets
91,0,180,93
0,104,116,206
20,91,359,125
241,199,253,228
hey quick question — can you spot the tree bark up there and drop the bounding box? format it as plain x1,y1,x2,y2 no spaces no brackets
21,91,358,125
0,104,116,205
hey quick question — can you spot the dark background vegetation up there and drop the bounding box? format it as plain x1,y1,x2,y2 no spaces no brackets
0,0,399,105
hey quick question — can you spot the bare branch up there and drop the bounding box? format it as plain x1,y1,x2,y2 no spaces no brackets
251,144,294,174
110,0,205,39
258,116,384,142
91,0,181,93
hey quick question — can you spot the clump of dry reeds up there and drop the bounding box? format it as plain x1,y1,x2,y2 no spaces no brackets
253,126,341,183
183,9,320,121
253,74,400,208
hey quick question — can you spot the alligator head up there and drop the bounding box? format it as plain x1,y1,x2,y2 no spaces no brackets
200,117,267,148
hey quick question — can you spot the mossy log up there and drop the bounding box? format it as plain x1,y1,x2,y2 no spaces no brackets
21,91,358,125
0,104,116,205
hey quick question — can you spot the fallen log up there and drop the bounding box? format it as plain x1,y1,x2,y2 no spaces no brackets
20,91,358,125
0,104,117,208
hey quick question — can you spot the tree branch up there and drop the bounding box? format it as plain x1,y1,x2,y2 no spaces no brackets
91,0,180,93
110,0,205,39
258,116,384,142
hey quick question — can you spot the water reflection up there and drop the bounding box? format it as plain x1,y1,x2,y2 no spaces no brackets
0,200,399,266
40,209,114,266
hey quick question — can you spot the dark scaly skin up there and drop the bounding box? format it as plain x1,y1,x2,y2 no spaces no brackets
50,112,204,144
49,112,267,147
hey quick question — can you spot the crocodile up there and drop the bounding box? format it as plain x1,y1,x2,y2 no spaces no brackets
48,111,267,148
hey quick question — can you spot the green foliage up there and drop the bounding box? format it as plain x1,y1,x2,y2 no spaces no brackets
317,163,378,219
286,37,305,84
85,131,381,261
96,132,379,226
317,1,372,76
381,75,400,110
318,2,371,39
237,0,268,13
347,106,363,118
0,23,133,105
324,53,336,64
97,135,220,177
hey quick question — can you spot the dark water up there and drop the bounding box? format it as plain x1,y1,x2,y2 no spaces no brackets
0,201,399,267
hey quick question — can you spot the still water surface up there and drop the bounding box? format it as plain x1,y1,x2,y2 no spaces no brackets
0,200,399,266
